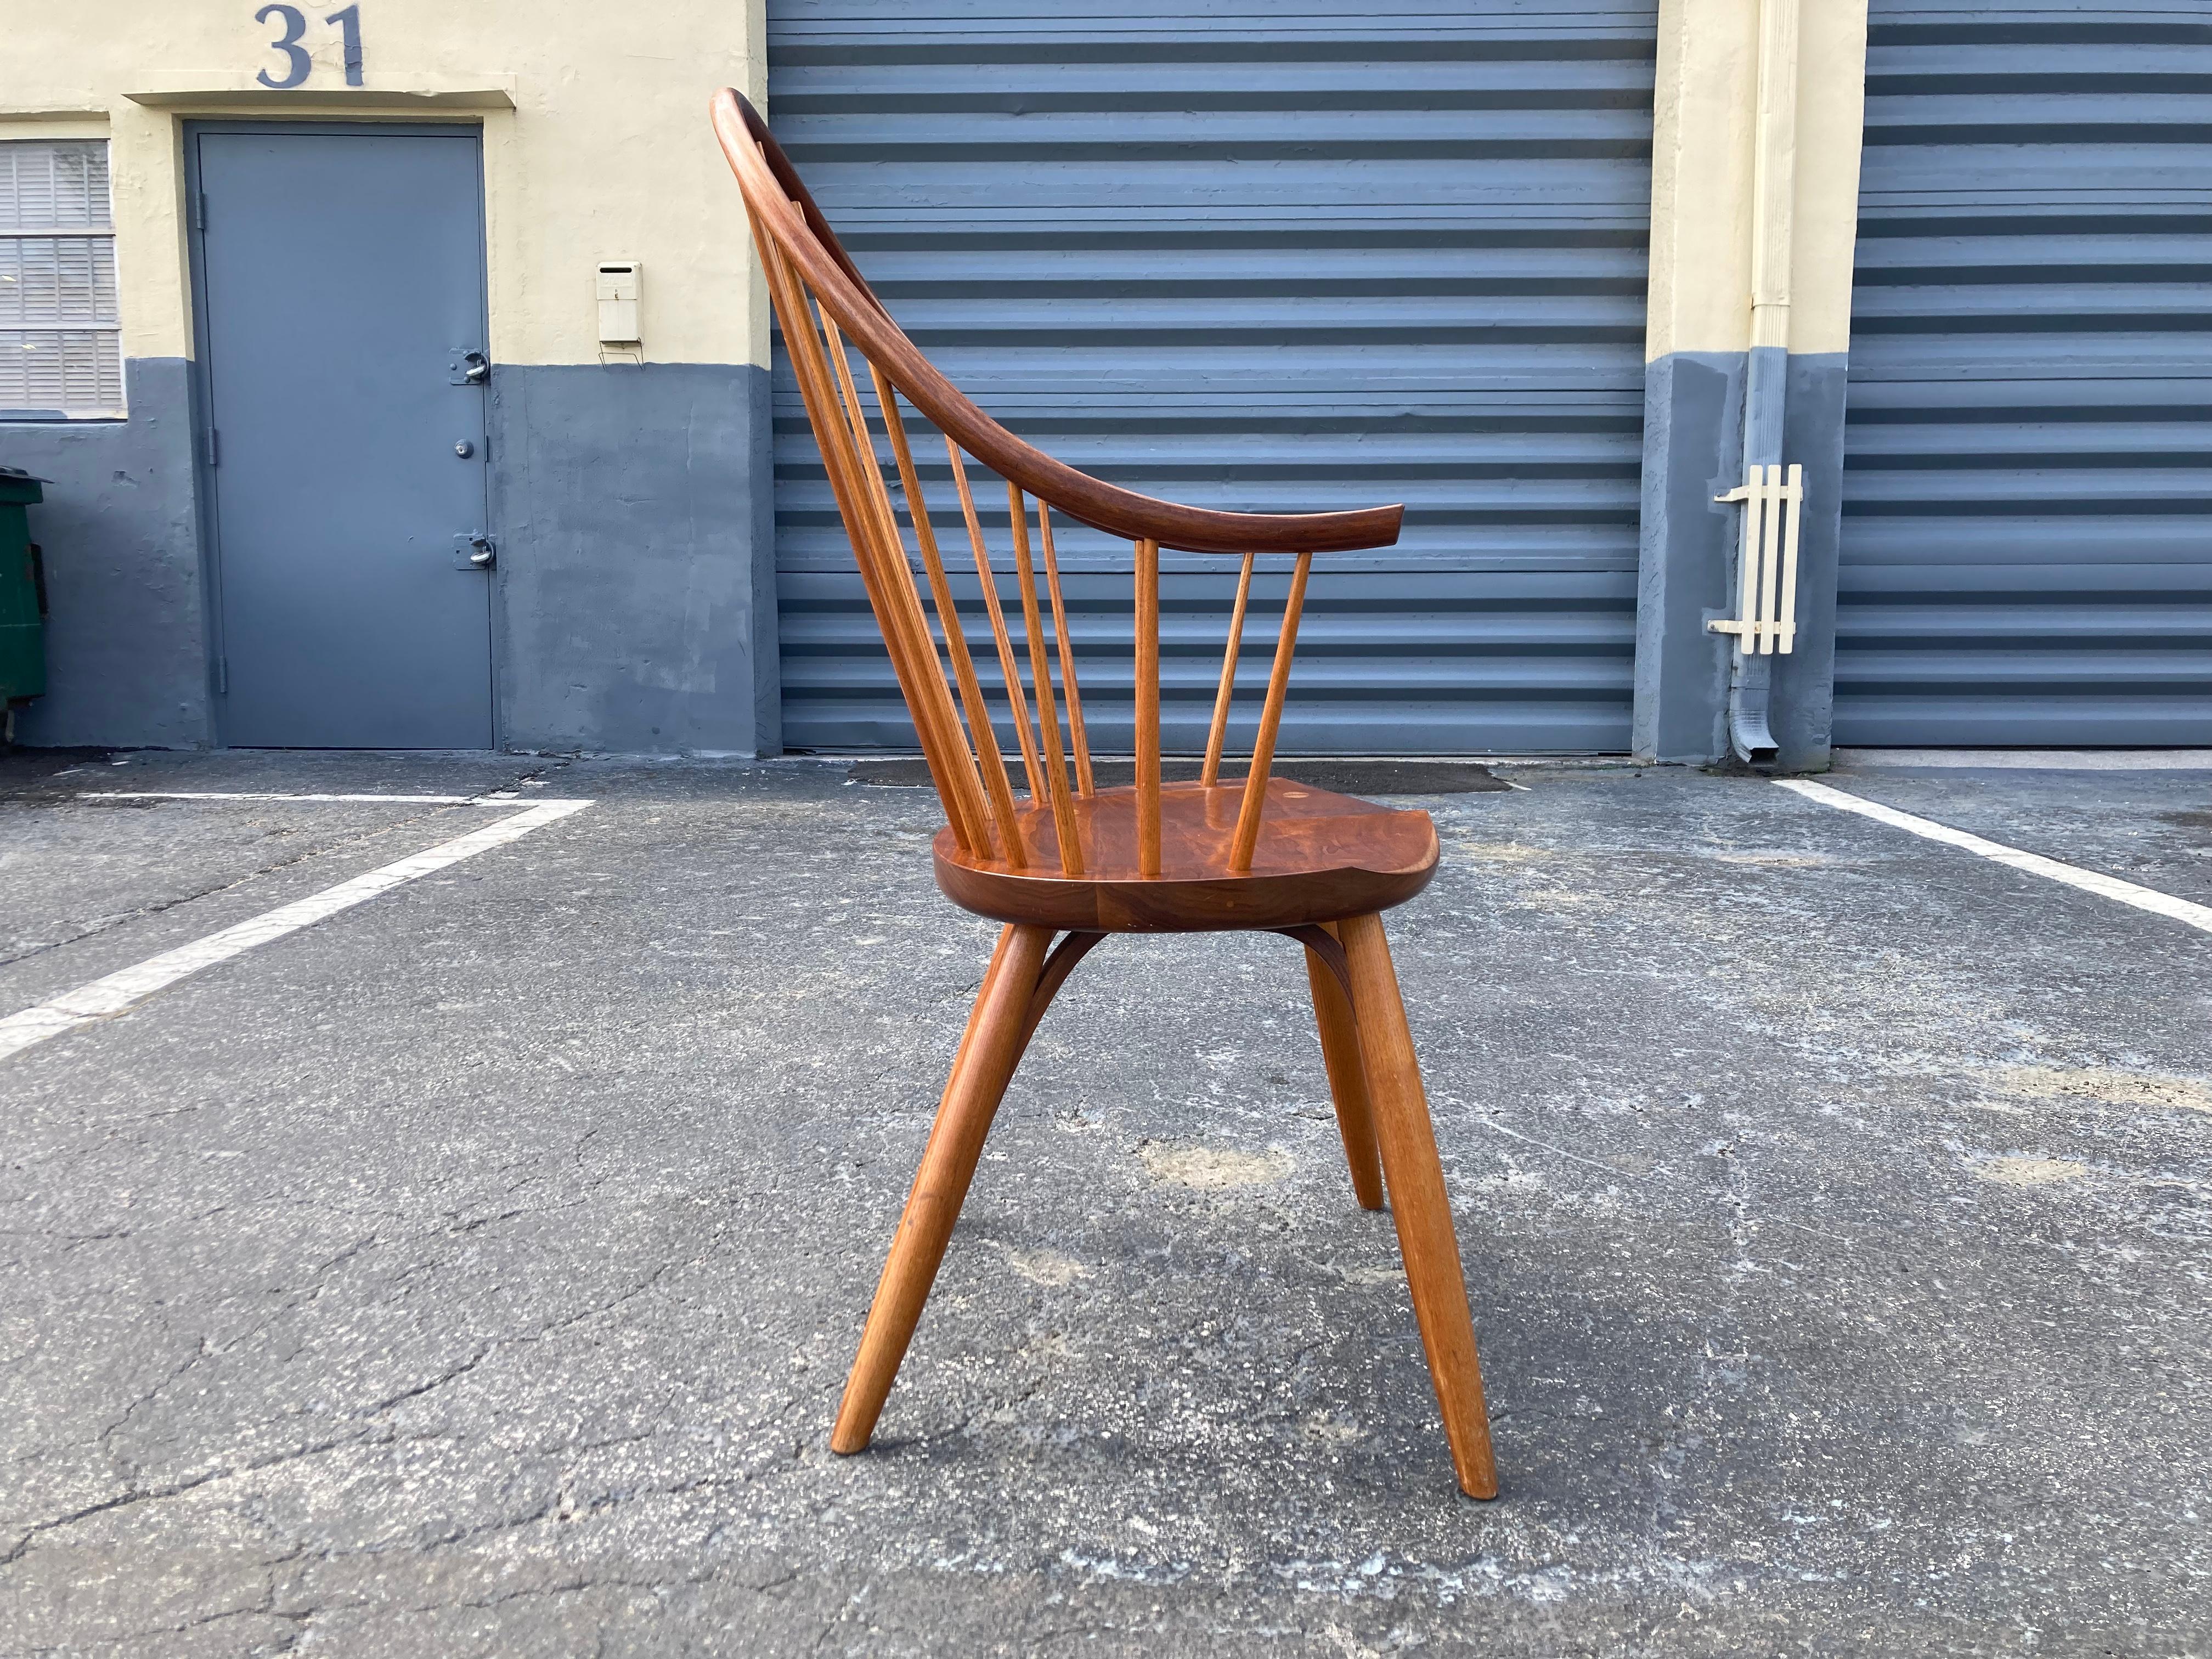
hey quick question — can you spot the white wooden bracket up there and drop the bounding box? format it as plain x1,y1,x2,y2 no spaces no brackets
1708,462,1804,655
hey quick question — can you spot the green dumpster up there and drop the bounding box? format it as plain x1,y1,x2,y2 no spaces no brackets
0,466,47,714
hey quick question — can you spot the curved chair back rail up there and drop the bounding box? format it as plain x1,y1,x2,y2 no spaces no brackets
711,88,1498,1500
714,92,1403,560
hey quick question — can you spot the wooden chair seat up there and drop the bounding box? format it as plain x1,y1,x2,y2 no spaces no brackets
935,777,1438,933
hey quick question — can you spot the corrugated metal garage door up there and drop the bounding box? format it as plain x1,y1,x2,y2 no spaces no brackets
766,1,1657,754
1836,4,2212,746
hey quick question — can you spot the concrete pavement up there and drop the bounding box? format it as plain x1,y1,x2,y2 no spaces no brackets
2,747,2207,1656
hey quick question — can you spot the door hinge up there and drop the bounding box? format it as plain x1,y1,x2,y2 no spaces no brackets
213,656,228,696
195,191,207,233
205,428,219,468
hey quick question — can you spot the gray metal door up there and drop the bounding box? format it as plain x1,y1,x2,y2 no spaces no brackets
194,126,493,749
767,0,1657,755
1836,5,2212,746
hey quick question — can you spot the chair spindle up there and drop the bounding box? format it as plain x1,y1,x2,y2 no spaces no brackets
818,312,995,853
1008,483,1084,876
869,364,1026,868
1134,538,1162,878
1037,504,1094,797
758,230,985,853
1201,550,1257,788
945,441,1048,803
1229,550,1315,872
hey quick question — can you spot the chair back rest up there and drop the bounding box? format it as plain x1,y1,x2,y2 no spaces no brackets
712,90,1403,878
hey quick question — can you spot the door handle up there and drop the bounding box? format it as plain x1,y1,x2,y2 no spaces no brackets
454,533,496,571
450,349,491,386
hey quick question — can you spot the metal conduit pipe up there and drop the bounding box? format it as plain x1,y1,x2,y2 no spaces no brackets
1729,0,1798,763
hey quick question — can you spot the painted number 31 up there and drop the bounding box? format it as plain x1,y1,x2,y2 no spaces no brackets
255,4,364,89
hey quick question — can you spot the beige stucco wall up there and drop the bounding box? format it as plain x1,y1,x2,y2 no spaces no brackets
1646,0,1869,360
0,0,768,368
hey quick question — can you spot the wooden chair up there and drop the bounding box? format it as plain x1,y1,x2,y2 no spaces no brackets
713,89,1499,1499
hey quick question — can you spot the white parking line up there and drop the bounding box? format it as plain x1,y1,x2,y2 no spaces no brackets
0,799,592,1063
1776,778,2212,938
77,791,572,804
1836,749,2212,771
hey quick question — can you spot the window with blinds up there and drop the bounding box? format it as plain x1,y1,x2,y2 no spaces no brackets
0,140,124,419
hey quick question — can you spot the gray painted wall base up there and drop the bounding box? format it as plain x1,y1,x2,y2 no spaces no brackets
1633,349,1847,771
4,357,212,749
4,358,777,757
489,362,777,757
1634,351,1741,765
7,345,1853,765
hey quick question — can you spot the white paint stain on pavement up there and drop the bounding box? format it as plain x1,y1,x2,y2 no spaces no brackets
1976,1156,2090,1188
1138,1142,1295,1190
997,1244,1091,1288
1992,1064,2212,1117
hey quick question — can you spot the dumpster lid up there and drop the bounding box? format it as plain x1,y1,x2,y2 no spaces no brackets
0,466,49,483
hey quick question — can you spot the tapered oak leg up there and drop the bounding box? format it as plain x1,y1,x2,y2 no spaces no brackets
832,923,1054,1454
1306,922,1384,1210
1337,912,1499,1499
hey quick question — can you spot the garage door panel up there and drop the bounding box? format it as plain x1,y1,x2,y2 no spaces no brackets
1836,4,2212,747
771,394,1646,574
777,565,1637,754
783,167,1651,215
1827,699,2212,749
769,0,1656,755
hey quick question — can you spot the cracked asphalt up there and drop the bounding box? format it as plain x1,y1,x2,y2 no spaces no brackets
1,747,2208,1656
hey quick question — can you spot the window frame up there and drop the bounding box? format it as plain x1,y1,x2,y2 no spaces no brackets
0,136,126,423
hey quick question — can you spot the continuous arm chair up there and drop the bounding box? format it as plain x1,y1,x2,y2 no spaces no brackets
713,90,1499,1499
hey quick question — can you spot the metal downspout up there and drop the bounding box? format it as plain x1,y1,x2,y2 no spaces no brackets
1729,0,1798,762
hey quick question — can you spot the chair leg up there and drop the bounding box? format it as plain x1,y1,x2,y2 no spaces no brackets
831,923,1054,1454
1305,922,1385,1210
1337,912,1499,1500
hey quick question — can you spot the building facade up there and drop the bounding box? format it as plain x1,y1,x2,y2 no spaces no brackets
4,0,776,756
2,2,2204,764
